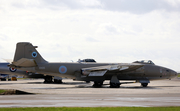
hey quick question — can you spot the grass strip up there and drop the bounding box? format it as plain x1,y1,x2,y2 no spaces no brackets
0,107,180,111
178,74,180,77
0,89,7,93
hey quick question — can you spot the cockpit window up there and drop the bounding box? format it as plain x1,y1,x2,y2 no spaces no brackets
133,60,155,65
78,59,96,63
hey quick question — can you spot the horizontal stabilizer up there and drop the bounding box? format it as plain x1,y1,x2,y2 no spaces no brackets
12,58,37,67
2,59,13,64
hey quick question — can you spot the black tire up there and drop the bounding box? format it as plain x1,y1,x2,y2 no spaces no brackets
86,81,90,83
1,78,6,81
44,76,53,83
93,81,103,87
141,83,148,87
54,79,63,84
110,82,120,88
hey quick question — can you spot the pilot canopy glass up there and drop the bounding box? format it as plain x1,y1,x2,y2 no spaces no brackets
133,60,155,65
78,59,96,63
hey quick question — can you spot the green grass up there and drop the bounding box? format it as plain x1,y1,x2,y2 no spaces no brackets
0,89,7,93
17,78,27,80
178,74,180,77
0,107,180,111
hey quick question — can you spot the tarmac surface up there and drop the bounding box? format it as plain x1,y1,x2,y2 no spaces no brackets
0,78,180,107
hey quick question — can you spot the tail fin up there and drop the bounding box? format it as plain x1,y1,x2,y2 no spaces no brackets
13,42,47,64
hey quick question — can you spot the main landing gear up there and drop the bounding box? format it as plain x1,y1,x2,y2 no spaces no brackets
44,76,63,84
93,81,104,87
110,75,120,88
110,82,120,88
92,75,121,88
54,78,63,84
44,76,53,83
54,76,63,84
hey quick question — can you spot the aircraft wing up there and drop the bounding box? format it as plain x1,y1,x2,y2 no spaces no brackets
9,58,37,67
82,64,144,76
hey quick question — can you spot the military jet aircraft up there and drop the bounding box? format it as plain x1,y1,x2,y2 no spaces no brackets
0,62,62,83
8,42,177,88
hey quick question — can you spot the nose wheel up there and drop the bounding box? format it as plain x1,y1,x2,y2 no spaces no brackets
141,83,148,87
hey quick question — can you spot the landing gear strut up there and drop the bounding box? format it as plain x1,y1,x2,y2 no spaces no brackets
141,83,148,87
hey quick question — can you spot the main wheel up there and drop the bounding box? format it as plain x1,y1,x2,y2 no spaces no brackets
93,81,103,87
86,81,90,83
141,83,148,87
54,79,63,84
110,82,120,88
44,76,53,83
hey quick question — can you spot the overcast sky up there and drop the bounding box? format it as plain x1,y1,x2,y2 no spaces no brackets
0,0,180,71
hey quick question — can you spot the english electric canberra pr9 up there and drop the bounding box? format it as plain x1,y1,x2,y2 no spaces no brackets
8,42,177,88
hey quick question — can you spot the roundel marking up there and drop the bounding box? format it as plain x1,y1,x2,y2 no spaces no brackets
9,67,17,72
32,52,37,58
59,66,67,74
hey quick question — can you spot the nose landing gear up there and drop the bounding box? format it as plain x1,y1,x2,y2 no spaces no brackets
141,83,148,87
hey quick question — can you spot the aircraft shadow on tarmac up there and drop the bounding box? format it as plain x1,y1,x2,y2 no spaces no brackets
1,81,180,90
29,85,163,89
0,81,88,85
75,85,157,89
75,84,180,89
27,81,90,85
0,82,43,85
60,82,90,85
0,81,90,86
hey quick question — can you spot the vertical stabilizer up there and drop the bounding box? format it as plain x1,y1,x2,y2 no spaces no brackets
13,42,47,64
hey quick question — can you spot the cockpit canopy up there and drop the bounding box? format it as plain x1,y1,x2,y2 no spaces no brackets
133,60,155,65
78,59,96,63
